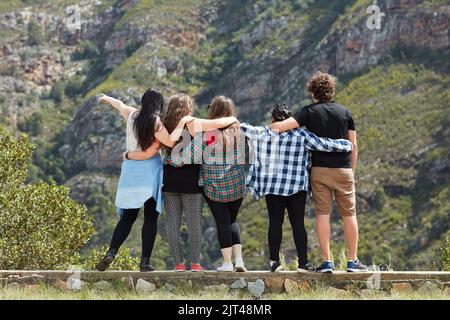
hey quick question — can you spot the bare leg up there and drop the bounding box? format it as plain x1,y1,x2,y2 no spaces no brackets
221,247,233,264
342,215,359,261
316,214,332,261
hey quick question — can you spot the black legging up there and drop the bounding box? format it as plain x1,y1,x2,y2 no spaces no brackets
265,191,308,263
204,196,243,249
109,198,159,259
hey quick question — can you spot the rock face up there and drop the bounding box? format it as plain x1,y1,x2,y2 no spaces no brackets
59,96,127,172
0,0,130,126
330,2,450,75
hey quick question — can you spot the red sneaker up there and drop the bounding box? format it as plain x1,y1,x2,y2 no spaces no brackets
175,263,186,272
191,263,204,272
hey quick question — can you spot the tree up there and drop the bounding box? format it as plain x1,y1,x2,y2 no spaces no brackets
27,19,44,46
0,127,94,269
49,81,65,103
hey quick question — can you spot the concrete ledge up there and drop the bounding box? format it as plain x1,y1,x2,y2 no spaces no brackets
1,271,449,297
1,270,449,283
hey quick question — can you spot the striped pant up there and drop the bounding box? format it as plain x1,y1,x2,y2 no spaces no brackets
164,192,203,264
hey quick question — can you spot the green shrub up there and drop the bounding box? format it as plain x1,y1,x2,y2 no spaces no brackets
82,245,139,271
0,127,94,269
49,81,65,103
73,40,100,60
442,233,450,271
27,19,44,46
18,112,43,136
65,76,84,97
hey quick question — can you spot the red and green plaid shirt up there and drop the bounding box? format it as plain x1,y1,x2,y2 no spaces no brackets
199,130,246,203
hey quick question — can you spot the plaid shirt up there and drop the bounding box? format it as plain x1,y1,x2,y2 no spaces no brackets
240,123,353,199
198,130,247,203
164,132,203,167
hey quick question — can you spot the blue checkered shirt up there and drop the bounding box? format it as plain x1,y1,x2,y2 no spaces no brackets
240,123,353,199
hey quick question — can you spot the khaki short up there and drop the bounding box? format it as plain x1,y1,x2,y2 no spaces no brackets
311,167,356,217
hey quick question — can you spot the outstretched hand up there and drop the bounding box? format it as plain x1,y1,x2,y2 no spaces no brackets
98,94,109,105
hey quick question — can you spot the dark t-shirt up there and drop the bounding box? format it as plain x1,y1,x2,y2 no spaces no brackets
293,101,355,168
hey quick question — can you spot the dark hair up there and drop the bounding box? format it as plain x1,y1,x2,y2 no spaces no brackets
133,88,164,151
272,104,292,122
307,71,336,101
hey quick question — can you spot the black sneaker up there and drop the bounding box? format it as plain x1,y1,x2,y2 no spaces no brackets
347,259,368,272
96,250,116,272
140,257,155,272
298,262,316,273
315,261,334,273
270,260,284,272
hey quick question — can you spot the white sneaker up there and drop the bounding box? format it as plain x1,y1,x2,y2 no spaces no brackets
217,263,234,272
235,257,247,272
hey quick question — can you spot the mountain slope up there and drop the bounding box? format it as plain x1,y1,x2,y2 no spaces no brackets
0,0,448,269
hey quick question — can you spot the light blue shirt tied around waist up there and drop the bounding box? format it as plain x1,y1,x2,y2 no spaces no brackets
115,155,164,216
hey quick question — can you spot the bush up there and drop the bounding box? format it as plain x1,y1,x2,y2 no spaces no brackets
17,112,43,136
65,76,84,98
82,245,139,271
0,127,94,269
442,233,450,271
73,40,100,60
49,81,65,103
27,19,44,46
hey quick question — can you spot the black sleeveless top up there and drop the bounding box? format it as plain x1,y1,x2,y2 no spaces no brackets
163,164,202,194
162,129,203,194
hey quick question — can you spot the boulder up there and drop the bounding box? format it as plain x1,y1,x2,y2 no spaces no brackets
230,278,247,289
54,279,69,291
297,280,311,292
247,279,265,298
416,281,441,295
161,283,176,293
135,278,156,294
284,278,299,294
391,282,414,294
264,277,284,293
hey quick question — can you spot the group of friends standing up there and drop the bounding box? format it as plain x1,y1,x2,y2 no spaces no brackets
95,71,369,274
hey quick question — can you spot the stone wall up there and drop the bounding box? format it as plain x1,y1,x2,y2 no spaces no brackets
1,271,449,299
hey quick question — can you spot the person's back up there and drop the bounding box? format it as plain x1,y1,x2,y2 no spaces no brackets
295,101,355,168
270,71,367,273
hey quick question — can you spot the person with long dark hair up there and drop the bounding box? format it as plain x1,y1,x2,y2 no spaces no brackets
95,88,193,272
126,93,238,272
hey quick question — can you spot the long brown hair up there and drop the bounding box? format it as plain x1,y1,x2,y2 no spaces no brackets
208,96,240,151
162,93,194,133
